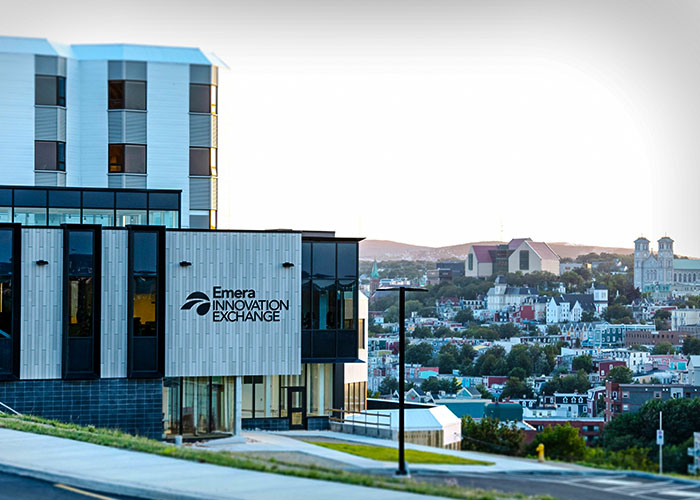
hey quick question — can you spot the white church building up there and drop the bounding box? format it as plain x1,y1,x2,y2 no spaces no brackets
634,236,700,295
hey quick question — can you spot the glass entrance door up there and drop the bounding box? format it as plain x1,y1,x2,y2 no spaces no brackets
287,386,306,430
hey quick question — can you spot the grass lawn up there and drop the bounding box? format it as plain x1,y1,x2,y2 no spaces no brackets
308,441,493,465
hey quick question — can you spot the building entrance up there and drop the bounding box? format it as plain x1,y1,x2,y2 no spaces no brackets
287,386,306,430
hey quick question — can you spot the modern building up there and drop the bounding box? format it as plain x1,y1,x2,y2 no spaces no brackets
465,238,560,278
0,36,222,229
634,237,700,294
604,381,700,422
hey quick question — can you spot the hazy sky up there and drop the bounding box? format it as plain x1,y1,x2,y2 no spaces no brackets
3,1,700,256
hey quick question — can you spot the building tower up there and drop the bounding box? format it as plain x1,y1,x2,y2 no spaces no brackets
634,237,650,291
657,236,674,285
369,259,380,296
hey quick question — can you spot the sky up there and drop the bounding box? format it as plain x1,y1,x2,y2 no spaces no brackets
2,0,700,256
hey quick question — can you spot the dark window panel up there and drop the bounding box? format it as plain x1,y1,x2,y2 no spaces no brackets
301,242,311,280
116,191,147,209
35,141,57,171
189,147,210,176
312,242,336,279
109,144,124,173
82,191,114,208
49,190,81,208
57,142,65,171
302,280,311,329
0,190,11,206
13,189,47,207
124,81,146,110
148,192,179,210
35,75,57,105
133,276,157,336
68,231,94,275
133,232,158,274
68,277,93,337
312,280,337,330
190,84,210,113
338,280,356,330
337,243,358,278
108,81,125,109
57,77,66,107
0,230,12,269
124,145,146,173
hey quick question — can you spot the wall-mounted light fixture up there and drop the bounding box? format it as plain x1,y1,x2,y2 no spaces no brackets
282,262,295,268
36,260,49,266
179,261,192,267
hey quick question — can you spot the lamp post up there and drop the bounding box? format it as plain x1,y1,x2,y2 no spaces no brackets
377,286,426,477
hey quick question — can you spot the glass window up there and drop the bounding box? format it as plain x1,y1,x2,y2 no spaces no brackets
0,229,14,377
189,147,211,176
49,190,81,208
302,242,311,280
68,231,94,275
35,141,65,171
82,191,114,209
302,280,311,329
36,75,65,106
520,250,529,270
312,242,335,279
116,191,147,209
148,210,178,228
13,208,47,226
148,192,179,210
337,243,357,278
313,280,336,330
163,378,181,436
190,84,211,113
14,189,46,207
109,144,123,173
338,280,356,330
68,276,93,337
109,80,146,110
133,276,156,336
82,209,114,226
133,232,157,274
116,210,147,226
109,145,146,174
0,208,10,224
48,208,81,226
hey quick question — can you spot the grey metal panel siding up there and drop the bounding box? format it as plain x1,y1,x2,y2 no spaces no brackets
189,214,209,229
101,230,128,378
107,174,123,189
211,177,218,210
35,55,58,75
165,232,302,377
20,228,63,380
190,64,213,84
108,111,147,144
189,177,212,210
34,171,66,186
189,114,211,147
211,115,218,148
57,57,67,77
124,174,147,189
35,107,66,141
108,61,147,81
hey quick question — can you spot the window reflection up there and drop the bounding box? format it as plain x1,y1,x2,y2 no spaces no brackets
313,280,336,330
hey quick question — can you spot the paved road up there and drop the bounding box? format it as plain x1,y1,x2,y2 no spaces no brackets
415,472,700,500
0,470,139,500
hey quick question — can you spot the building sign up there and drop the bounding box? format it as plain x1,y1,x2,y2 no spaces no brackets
181,286,290,322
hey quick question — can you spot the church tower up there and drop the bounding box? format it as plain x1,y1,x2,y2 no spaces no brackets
657,236,674,285
634,237,650,290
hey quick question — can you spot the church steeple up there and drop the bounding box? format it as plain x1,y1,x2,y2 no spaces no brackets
371,259,380,279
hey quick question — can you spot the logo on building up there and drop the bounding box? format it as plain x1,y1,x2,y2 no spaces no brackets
181,286,290,323
181,291,211,316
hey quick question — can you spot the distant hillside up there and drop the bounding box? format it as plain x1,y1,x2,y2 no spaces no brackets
359,239,634,262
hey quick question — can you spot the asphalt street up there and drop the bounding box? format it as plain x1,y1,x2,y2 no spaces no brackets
415,471,700,500
0,470,139,500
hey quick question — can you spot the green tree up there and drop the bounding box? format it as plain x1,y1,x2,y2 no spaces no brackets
527,424,586,461
464,326,500,341
500,377,534,400
581,311,596,322
411,326,433,338
560,271,585,293
603,304,634,324
471,346,508,376
383,305,399,323
506,344,534,377
434,326,454,338
405,343,434,365
461,416,524,456
546,325,561,335
683,337,700,356
605,366,634,383
541,370,591,395
453,309,474,324
494,323,521,338
475,384,495,400
630,344,649,352
652,342,675,355
458,344,477,374
438,343,460,374
378,375,398,395
572,355,594,374
421,376,459,395
508,367,527,380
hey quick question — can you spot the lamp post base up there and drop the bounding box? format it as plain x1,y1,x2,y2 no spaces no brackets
394,468,410,478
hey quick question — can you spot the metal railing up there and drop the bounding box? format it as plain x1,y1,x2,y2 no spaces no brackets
328,408,392,430
0,401,21,416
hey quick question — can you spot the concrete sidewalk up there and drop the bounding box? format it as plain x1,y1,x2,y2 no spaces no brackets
201,430,588,474
0,428,439,500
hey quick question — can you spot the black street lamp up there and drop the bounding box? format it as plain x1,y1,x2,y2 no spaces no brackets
377,285,427,477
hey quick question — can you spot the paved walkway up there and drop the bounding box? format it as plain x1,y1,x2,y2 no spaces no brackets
201,430,586,474
0,428,439,500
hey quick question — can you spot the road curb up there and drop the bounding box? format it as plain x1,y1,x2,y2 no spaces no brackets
0,460,227,500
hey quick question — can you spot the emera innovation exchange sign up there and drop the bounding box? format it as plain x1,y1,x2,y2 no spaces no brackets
182,286,290,323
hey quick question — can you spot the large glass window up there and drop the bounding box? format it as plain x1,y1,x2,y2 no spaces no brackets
108,80,146,110
313,280,336,330
337,243,357,278
189,147,217,176
63,228,100,379
0,228,17,380
148,210,178,228
13,208,47,226
35,141,65,171
48,208,81,226
190,84,216,113
36,75,66,106
109,144,146,174
312,242,335,279
520,250,529,270
82,209,115,226
116,210,147,226
338,280,356,329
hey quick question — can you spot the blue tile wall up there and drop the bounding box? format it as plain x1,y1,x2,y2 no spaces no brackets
0,378,162,440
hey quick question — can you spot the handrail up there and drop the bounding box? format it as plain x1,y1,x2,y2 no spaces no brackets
328,408,392,429
0,401,21,416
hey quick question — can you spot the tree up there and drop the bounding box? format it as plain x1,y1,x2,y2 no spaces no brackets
438,343,460,374
546,325,561,335
683,337,700,356
383,305,399,323
464,326,500,341
652,342,675,355
412,326,433,338
453,308,474,324
461,416,524,456
421,376,459,395
470,346,508,376
581,311,596,322
654,309,671,321
541,370,590,395
494,323,521,338
527,424,586,461
500,377,534,400
508,367,527,380
605,366,634,384
603,304,634,324
434,326,454,338
630,344,649,352
405,343,434,365
378,376,398,395
572,355,594,374
506,344,534,377
475,384,495,401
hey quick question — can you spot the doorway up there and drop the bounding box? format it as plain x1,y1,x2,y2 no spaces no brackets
287,386,306,430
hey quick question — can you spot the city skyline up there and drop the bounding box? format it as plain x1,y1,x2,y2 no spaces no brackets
1,0,699,256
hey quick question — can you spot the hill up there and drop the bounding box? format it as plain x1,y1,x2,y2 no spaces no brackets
359,239,634,262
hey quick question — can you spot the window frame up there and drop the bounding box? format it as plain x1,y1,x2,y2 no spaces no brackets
108,80,147,110
35,141,66,172
108,144,147,174
0,224,21,381
35,75,66,107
